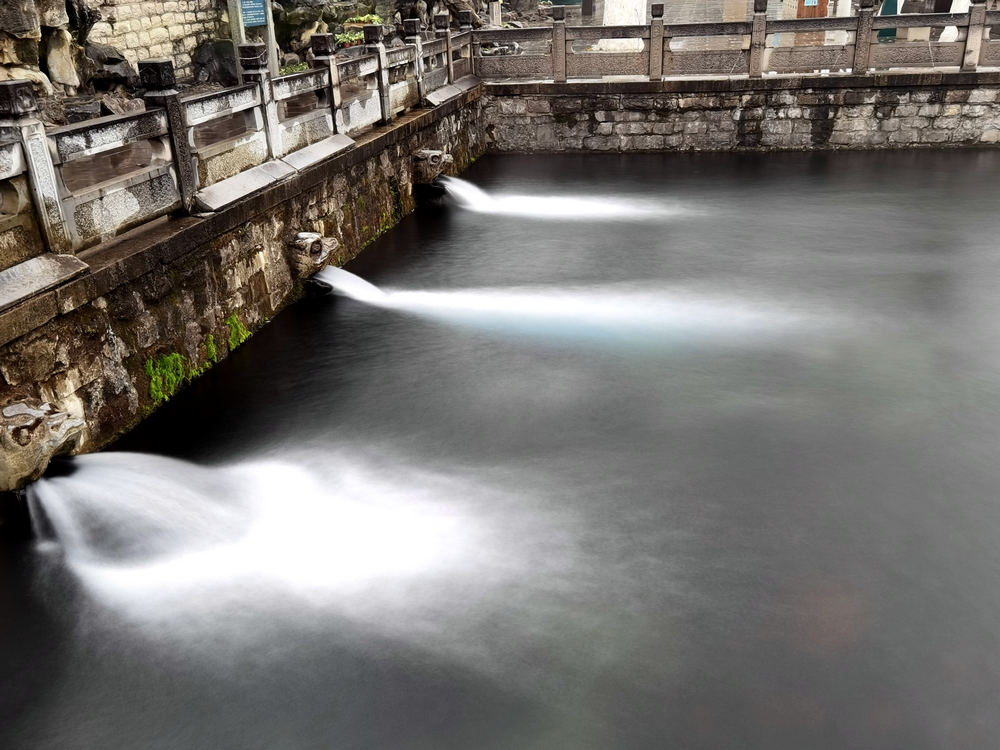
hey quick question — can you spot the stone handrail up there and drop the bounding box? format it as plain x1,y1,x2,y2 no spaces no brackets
46,109,181,250
473,0,996,82
0,18,478,266
181,83,269,190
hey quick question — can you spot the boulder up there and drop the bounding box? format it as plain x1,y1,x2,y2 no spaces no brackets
38,0,69,28
46,28,81,90
192,39,239,86
0,0,41,40
67,0,101,45
0,401,86,492
84,42,137,88
0,65,54,95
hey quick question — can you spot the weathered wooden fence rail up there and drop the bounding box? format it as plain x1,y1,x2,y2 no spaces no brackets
0,17,476,274
474,0,997,82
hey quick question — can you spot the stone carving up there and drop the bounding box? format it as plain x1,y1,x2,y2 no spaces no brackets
288,231,337,279
0,400,86,491
413,148,453,183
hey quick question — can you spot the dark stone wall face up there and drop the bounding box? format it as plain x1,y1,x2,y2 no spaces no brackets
0,93,487,455
483,78,1000,152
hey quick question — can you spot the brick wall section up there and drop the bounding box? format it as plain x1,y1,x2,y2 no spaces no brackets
484,73,1000,152
87,0,227,80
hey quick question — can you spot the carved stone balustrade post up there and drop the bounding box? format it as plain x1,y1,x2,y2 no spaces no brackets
749,0,768,78
963,0,987,71
649,4,664,81
404,19,427,102
854,0,876,74
140,59,197,212
311,34,343,134
435,13,455,84
239,42,280,158
0,81,71,252
551,6,567,83
364,25,393,124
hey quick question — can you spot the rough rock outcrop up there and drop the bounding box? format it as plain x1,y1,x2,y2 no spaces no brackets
0,401,86,491
0,0,41,40
46,27,80,90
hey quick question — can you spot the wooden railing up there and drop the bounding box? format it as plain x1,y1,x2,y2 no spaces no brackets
474,0,998,82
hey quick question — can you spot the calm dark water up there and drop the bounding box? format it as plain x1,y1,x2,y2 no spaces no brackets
5,151,1000,749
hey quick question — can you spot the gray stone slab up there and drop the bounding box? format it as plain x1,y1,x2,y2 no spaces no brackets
280,134,356,171
454,75,482,93
426,76,482,106
425,84,462,106
0,253,89,313
194,160,297,212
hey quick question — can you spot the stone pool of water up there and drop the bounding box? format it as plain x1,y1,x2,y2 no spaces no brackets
4,151,1000,749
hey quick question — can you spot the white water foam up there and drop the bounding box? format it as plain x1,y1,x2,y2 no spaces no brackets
318,268,818,345
440,176,680,221
29,452,478,604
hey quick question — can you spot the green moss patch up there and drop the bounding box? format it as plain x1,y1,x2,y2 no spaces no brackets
225,314,251,351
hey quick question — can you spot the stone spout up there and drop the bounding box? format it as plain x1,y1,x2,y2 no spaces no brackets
413,149,454,184
288,232,337,280
0,401,87,492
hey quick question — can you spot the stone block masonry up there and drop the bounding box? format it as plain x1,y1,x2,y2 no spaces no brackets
484,72,1000,152
0,88,487,455
87,0,227,80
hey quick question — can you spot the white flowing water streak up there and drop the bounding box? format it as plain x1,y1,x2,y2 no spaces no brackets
29,452,478,607
439,176,678,220
318,268,821,345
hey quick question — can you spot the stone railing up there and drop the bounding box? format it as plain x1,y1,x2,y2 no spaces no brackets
474,0,998,82
0,18,477,311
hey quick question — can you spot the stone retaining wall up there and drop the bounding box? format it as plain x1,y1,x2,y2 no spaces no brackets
87,0,226,80
484,72,1000,152
0,88,486,456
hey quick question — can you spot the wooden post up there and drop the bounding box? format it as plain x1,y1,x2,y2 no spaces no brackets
310,33,342,134
435,13,454,84
0,81,71,252
854,0,875,74
749,0,767,78
365,24,392,124
962,0,987,71
649,3,664,81
552,6,567,83
139,59,197,212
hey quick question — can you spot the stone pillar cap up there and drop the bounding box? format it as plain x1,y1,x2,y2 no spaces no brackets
138,58,177,90
310,33,336,58
239,42,269,70
0,80,38,117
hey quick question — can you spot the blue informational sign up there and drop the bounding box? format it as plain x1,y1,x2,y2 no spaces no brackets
241,0,267,27
804,0,818,5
